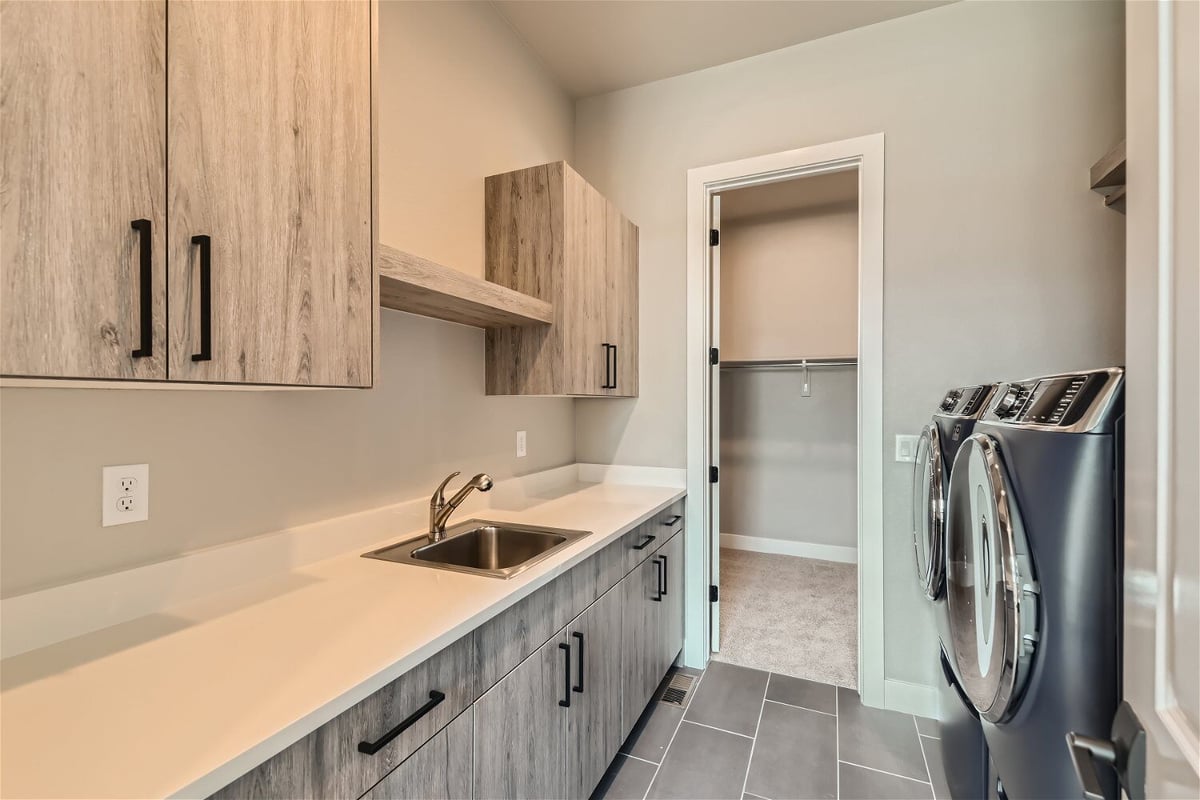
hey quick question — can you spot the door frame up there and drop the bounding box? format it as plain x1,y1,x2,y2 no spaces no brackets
682,133,886,706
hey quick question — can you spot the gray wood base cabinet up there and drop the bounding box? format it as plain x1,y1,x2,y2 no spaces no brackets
211,499,684,800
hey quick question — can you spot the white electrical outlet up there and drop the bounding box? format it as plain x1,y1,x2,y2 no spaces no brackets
895,435,919,463
516,430,527,458
102,463,149,527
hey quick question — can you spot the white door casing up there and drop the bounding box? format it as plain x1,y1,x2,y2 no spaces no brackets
709,194,722,653
1122,1,1200,797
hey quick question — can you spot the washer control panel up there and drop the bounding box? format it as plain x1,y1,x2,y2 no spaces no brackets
938,384,996,418
988,371,1117,428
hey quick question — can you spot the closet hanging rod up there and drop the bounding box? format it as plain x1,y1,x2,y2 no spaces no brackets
720,357,858,370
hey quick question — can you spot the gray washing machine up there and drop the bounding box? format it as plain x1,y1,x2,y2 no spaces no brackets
944,368,1124,800
912,384,995,799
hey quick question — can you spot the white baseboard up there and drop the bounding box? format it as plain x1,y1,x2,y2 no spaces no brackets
719,532,858,564
882,678,939,718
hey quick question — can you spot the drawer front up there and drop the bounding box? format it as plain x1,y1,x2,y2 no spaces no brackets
359,708,472,800
211,634,476,800
619,499,684,576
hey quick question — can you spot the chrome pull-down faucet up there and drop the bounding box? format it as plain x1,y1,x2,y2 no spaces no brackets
429,471,494,542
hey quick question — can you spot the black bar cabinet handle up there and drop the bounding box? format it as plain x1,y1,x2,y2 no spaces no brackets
601,343,613,389
130,220,153,358
662,515,682,526
191,234,212,362
610,344,618,390
357,690,445,755
572,631,584,693
661,554,668,596
633,534,657,551
652,557,663,602
558,642,572,707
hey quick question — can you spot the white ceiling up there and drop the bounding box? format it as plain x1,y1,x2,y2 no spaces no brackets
720,169,858,221
492,0,955,97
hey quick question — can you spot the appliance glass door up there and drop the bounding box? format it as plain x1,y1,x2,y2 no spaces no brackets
912,423,945,600
945,434,1038,723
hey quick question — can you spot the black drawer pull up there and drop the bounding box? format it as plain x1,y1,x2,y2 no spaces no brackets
601,343,613,389
558,642,572,707
572,631,584,693
661,554,669,596
662,515,682,526
652,557,663,602
130,219,153,358
633,534,657,551
191,234,212,362
357,690,445,755
610,344,618,390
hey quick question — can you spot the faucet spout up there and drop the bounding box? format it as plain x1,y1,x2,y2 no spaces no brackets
429,472,494,542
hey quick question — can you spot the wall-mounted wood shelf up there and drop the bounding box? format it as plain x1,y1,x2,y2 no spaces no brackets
378,244,553,329
1090,140,1126,215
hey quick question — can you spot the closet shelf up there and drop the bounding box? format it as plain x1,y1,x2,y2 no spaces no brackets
721,357,858,369
1089,140,1126,215
379,244,554,328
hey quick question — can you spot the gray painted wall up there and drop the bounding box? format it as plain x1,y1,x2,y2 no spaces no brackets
573,0,1126,687
720,367,857,550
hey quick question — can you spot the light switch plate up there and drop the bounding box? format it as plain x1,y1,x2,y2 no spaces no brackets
895,435,919,463
516,430,527,458
102,463,149,527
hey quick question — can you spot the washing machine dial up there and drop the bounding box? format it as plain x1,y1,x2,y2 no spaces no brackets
994,386,1022,417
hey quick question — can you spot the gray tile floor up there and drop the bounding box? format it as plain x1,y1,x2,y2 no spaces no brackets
594,662,947,800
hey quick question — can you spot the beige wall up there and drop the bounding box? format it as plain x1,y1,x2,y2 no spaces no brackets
0,0,577,596
720,202,858,361
573,0,1126,687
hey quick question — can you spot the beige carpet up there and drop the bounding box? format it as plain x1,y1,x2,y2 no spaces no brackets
712,548,859,688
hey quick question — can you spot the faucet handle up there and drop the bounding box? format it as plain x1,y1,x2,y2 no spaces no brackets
431,471,461,507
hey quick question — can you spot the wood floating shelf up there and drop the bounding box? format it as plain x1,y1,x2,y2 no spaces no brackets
1090,140,1126,215
378,244,553,329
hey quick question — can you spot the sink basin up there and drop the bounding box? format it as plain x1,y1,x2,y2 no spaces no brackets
363,521,590,579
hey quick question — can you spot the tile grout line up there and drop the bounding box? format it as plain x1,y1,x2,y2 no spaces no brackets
835,688,841,800
619,752,660,767
642,666,708,800
681,718,755,740
839,759,934,786
763,697,837,717
744,793,772,800
914,715,936,798
920,732,942,741
739,672,770,799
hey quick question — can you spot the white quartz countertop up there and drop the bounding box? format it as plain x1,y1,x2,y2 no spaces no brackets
0,480,685,799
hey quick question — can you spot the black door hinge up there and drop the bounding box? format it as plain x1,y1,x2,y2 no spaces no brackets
709,466,719,483
710,347,719,366
709,585,719,602
709,229,720,247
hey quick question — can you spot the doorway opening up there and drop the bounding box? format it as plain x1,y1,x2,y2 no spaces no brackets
710,170,860,687
683,134,885,705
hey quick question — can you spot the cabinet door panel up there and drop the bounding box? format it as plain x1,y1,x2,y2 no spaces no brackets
605,202,639,396
568,585,624,799
361,709,472,800
620,558,661,738
661,533,685,674
562,168,608,395
474,633,568,800
167,0,372,386
1,0,166,379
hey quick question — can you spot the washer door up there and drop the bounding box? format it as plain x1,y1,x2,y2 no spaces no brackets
912,424,945,600
945,433,1039,723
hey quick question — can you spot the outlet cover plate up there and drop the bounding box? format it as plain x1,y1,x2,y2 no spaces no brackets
102,463,149,527
516,430,527,458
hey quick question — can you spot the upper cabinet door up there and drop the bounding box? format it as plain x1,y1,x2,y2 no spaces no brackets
1,0,167,380
166,0,373,386
605,202,639,396
562,169,608,396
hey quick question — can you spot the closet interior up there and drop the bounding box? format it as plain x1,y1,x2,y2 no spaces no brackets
713,169,861,689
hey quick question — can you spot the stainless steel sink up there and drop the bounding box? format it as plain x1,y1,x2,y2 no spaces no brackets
363,521,590,579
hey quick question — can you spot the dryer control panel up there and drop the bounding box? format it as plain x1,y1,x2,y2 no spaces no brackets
986,369,1124,432
938,384,996,418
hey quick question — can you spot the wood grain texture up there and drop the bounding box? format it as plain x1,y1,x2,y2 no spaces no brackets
210,633,475,800
568,585,625,799
484,161,638,397
606,203,640,396
619,555,661,740
1,0,166,379
360,708,472,800
167,0,373,386
473,633,568,800
660,532,685,675
379,244,553,328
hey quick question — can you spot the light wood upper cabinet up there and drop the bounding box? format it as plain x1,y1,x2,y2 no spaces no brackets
1,0,167,380
485,162,639,397
1,0,375,387
166,0,373,386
